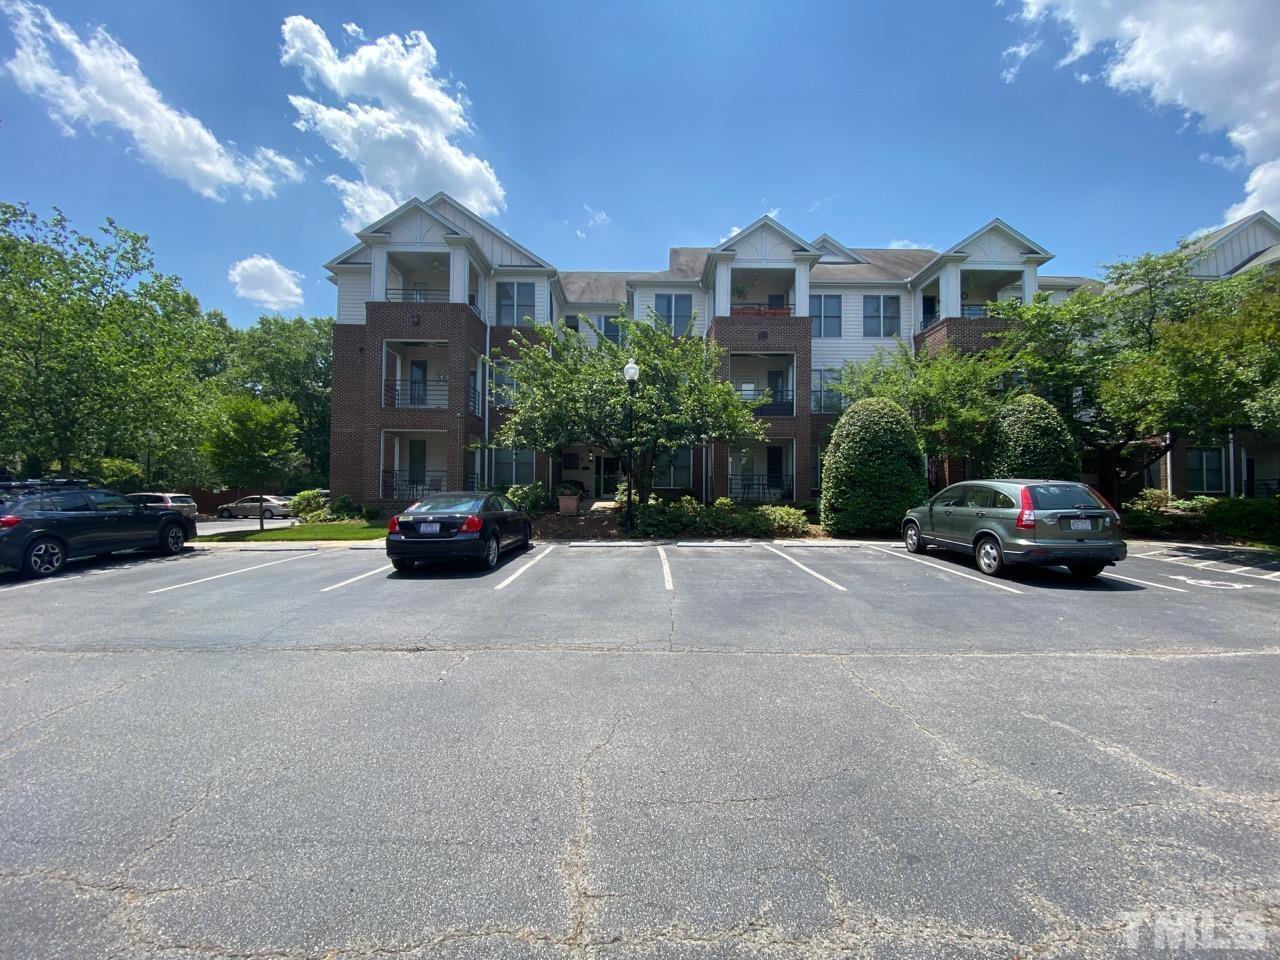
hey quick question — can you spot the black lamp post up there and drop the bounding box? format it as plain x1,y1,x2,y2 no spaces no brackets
623,359,639,533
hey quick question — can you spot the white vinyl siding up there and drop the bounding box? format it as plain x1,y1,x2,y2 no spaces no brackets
335,269,371,324
1189,218,1280,278
809,287,915,370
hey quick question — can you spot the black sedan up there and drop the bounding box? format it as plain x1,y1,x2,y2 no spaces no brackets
0,483,197,577
386,492,532,571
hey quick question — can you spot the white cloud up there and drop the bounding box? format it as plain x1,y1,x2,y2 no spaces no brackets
1011,1,1280,224
888,238,928,249
280,16,504,231
341,22,365,41
228,255,304,311
807,194,840,213
765,206,781,219
1000,40,1041,83
718,225,742,244
575,228,586,241
583,203,610,227
1,0,301,200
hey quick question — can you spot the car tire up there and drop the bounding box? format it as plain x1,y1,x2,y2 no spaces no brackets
159,522,185,556
903,522,925,554
479,535,500,571
391,558,416,573
521,523,532,550
1068,562,1106,578
262,509,274,520
24,537,65,578
974,536,1006,577
218,509,232,519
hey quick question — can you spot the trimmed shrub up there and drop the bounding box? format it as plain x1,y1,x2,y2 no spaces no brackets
360,505,382,522
632,497,808,539
986,394,1080,480
1201,496,1280,544
331,494,362,518
506,482,551,514
820,397,926,536
289,488,330,522
757,505,809,537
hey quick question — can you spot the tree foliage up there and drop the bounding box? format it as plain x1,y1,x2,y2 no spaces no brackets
204,394,301,529
492,311,765,500
820,397,926,536
984,394,1080,480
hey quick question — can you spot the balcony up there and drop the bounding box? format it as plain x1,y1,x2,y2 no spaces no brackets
387,287,448,304
382,469,447,501
388,378,449,409
730,302,795,318
469,382,482,416
728,473,795,503
736,385,795,417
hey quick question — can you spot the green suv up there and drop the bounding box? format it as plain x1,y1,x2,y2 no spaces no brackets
901,479,1126,578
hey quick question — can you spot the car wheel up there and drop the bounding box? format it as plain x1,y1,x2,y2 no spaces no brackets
391,558,416,573
218,509,232,519
1068,563,1106,578
974,536,1006,577
903,522,925,554
159,522,185,556
262,509,274,520
24,537,65,578
479,535,500,571
521,523,532,550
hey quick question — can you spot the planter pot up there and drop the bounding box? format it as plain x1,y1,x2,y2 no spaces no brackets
559,495,581,516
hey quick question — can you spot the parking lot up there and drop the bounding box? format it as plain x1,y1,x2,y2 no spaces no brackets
2,539,1278,957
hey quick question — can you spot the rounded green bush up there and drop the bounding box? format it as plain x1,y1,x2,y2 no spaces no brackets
986,394,1079,480
820,397,926,536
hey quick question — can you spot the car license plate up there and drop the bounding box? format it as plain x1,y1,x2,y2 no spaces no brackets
1070,518,1092,531
419,522,440,534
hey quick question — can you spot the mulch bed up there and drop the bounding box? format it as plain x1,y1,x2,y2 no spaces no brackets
534,509,622,540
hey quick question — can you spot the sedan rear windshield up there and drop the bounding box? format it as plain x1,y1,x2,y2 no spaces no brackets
1028,484,1106,510
408,496,485,514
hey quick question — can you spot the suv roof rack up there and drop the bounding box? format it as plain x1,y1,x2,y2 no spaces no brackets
0,478,91,492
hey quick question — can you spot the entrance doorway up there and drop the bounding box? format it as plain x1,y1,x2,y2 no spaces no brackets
596,456,623,497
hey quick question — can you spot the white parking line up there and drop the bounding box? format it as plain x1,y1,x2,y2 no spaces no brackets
1130,552,1280,582
0,575,83,593
864,544,1024,595
1099,572,1187,592
762,544,847,592
657,545,673,591
147,552,315,594
320,563,393,592
494,545,556,591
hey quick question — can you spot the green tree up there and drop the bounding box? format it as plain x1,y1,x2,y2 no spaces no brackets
837,340,1012,472
227,315,333,477
204,394,301,530
820,397,926,536
492,310,764,501
0,203,224,478
985,394,1080,480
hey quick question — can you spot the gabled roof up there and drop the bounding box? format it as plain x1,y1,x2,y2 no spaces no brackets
810,248,937,284
1229,241,1280,274
810,234,867,264
424,191,554,269
559,271,632,304
355,196,469,241
1185,210,1280,256
908,218,1053,285
712,214,821,256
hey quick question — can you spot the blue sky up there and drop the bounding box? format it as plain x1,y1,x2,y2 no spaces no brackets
2,1,1275,326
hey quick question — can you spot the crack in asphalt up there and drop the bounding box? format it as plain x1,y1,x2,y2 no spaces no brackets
562,714,622,957
0,662,175,746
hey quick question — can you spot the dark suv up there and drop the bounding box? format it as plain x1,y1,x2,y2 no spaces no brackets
901,479,1126,578
0,482,197,577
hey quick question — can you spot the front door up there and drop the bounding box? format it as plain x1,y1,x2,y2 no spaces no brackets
407,438,428,497
766,445,784,490
597,456,622,497
408,359,429,406
767,370,785,407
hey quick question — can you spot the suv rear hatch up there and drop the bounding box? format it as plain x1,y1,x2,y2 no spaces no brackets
1024,483,1119,544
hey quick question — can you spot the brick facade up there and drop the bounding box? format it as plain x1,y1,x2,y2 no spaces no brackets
913,315,1011,357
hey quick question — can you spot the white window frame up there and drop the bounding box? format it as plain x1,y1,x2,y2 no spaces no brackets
809,294,842,338
493,447,535,486
653,447,693,489
654,293,694,334
496,281,536,327
862,295,901,338
810,369,843,413
1187,447,1225,493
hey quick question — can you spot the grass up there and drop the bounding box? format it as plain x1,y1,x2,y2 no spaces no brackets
195,521,387,543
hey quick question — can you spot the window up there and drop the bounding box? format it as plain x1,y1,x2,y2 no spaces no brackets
654,293,694,334
562,452,580,471
562,315,579,332
493,448,536,485
810,369,843,413
491,362,517,406
1187,447,1224,492
87,490,133,511
963,486,993,508
48,490,92,512
809,294,842,338
992,490,1016,509
654,448,692,489
496,281,536,326
863,295,901,337
598,315,621,344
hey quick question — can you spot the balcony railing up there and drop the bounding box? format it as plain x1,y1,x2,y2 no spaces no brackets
728,473,795,503
735,386,795,416
389,379,449,408
387,288,448,303
1246,478,1279,498
469,382,482,416
382,470,447,501
730,303,795,317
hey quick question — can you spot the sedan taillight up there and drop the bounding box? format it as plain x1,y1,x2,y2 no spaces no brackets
387,515,400,534
459,514,482,533
0,515,21,529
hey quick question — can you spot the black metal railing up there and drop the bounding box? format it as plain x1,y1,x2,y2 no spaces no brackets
469,383,482,416
730,303,795,317
389,378,449,408
735,386,795,416
387,288,448,303
382,470,447,500
1246,478,1279,499
728,474,795,503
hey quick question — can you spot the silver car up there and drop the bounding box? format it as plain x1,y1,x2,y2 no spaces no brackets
126,492,199,519
215,495,292,520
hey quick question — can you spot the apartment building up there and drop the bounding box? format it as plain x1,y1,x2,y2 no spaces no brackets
326,193,1276,510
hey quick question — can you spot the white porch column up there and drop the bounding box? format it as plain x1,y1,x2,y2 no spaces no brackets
1022,262,1039,304
369,241,388,301
939,262,961,318
715,261,731,316
447,239,470,303
912,287,924,334
793,263,810,316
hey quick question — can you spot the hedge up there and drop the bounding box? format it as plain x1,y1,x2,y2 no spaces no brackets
820,397,926,536
986,394,1080,480
633,496,809,539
